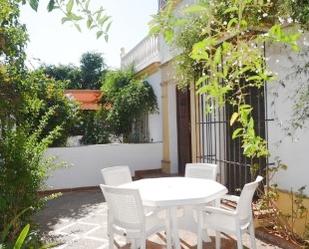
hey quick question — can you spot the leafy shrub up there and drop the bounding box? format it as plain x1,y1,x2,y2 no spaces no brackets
80,52,107,90
0,0,89,246
40,51,107,90
79,110,111,145
1,213,53,249
101,69,158,142
0,109,61,241
20,71,80,147
41,63,82,89
102,68,134,96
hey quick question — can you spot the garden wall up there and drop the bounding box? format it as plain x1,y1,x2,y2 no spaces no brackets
267,32,309,195
45,143,162,190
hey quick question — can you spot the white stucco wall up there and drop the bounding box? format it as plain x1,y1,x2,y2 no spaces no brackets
45,143,163,190
146,71,163,142
159,0,197,64
267,32,309,195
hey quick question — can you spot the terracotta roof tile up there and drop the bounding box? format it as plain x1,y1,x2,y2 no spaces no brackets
64,90,102,110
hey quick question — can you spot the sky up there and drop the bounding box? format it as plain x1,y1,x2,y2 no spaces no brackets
20,0,158,69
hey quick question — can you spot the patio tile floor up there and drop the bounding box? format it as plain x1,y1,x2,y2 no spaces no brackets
36,190,282,249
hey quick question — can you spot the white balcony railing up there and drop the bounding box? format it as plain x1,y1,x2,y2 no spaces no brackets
121,36,160,73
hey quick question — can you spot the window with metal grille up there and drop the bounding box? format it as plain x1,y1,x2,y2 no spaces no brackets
194,79,271,194
129,114,150,143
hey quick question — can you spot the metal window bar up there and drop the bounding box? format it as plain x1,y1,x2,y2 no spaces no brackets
195,49,272,194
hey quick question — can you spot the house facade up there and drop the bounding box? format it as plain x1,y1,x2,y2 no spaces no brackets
120,0,309,220
121,0,196,177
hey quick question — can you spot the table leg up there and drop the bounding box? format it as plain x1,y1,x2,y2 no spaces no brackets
169,207,180,249
165,213,172,249
197,209,203,249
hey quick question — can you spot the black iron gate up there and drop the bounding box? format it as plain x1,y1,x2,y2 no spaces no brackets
195,83,270,194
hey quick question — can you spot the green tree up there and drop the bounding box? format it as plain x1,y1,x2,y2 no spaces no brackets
0,0,28,67
21,71,80,147
40,52,107,89
80,52,106,89
0,0,80,244
0,114,61,242
79,110,110,145
40,63,82,89
0,0,29,129
101,69,158,142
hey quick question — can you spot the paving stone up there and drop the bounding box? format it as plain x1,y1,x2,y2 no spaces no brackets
80,214,107,226
85,226,109,239
57,222,99,236
63,238,106,249
36,190,282,249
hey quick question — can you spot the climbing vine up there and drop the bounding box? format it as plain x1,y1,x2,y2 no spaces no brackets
150,0,309,245
150,0,300,161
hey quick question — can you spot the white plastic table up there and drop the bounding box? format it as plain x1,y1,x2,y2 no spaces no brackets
120,177,228,249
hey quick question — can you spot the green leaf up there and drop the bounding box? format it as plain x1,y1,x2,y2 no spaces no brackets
230,112,239,126
232,128,243,139
196,75,209,86
61,17,70,24
105,22,112,33
67,13,82,21
240,20,248,28
184,4,207,14
104,34,109,42
13,224,30,249
96,31,103,39
66,0,74,13
86,17,93,28
247,75,262,82
28,0,38,11
174,19,187,27
227,18,238,29
85,0,90,10
164,29,174,44
214,47,222,64
47,0,55,12
1,207,31,242
248,117,254,129
149,25,161,35
191,39,210,61
223,6,238,14
239,66,251,74
98,15,109,26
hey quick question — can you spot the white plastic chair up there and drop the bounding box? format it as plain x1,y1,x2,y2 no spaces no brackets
185,163,218,180
198,176,263,249
100,184,171,249
101,165,132,186
184,163,218,244
101,166,133,241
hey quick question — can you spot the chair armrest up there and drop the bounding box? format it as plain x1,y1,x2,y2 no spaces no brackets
222,194,240,203
145,207,165,219
202,206,237,217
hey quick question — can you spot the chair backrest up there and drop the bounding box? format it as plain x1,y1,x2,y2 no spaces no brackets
100,184,145,230
236,176,264,221
185,163,218,180
101,166,132,186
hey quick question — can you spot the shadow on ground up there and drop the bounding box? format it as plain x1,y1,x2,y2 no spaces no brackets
36,190,104,232
35,190,280,249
